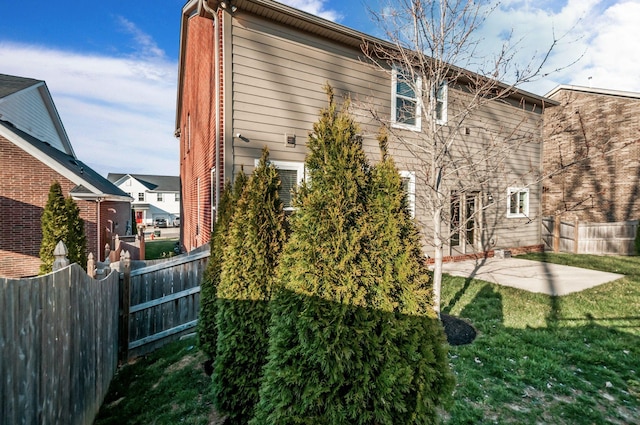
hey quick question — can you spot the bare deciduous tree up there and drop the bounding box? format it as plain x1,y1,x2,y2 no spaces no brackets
359,0,580,313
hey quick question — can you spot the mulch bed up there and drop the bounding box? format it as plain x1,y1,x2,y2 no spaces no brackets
441,314,477,345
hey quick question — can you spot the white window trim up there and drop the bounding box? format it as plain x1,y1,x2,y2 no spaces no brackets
400,170,416,218
434,81,448,125
391,67,422,132
506,187,529,218
254,159,305,211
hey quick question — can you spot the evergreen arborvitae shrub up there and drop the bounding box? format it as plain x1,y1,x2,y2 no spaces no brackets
65,196,87,268
212,148,286,425
251,88,453,425
359,132,454,422
198,170,248,358
39,181,87,274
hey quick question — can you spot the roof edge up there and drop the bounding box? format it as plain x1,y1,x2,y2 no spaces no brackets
546,84,640,100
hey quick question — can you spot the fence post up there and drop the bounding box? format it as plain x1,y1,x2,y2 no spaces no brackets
87,252,96,278
553,215,560,253
52,240,70,271
574,219,580,254
119,250,131,363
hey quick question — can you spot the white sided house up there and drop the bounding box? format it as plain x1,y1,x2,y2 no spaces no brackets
107,174,181,227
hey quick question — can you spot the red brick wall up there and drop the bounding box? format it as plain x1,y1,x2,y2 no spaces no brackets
179,14,219,252
543,90,640,222
0,136,129,277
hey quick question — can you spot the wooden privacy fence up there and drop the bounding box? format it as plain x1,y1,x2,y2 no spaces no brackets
120,248,209,360
542,216,638,255
0,262,120,425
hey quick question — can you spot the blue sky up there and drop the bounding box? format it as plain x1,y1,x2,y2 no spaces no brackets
1,0,639,176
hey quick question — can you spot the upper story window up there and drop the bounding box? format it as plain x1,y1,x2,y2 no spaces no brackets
434,81,448,125
157,193,163,202
506,187,529,218
392,67,422,131
138,193,145,202
399,170,416,218
255,159,305,211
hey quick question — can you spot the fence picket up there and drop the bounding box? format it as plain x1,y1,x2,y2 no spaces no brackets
2,247,209,423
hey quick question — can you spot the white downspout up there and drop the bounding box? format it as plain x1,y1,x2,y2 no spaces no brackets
96,198,103,260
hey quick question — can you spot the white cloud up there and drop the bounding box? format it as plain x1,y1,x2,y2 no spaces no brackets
0,41,178,177
477,0,640,95
279,0,342,21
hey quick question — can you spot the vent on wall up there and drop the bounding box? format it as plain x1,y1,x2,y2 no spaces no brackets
284,133,296,148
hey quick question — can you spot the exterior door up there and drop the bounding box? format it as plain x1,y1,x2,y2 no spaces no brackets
450,192,480,255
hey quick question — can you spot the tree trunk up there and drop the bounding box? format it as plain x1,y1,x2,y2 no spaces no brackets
432,203,443,317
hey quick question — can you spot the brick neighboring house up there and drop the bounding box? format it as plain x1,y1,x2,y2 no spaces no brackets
107,173,181,227
175,0,551,256
0,73,132,278
543,85,640,222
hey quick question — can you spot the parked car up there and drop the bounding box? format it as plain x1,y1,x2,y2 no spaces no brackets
154,218,167,228
173,216,180,227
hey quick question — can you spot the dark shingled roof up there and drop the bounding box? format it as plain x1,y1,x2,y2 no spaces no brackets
1,120,129,199
0,73,42,99
108,173,180,192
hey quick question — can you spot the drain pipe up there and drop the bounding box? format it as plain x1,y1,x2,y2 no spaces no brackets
96,197,103,260
201,0,221,218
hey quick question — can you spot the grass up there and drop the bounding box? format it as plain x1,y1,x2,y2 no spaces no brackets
94,338,216,425
441,253,640,424
145,239,179,260
94,253,640,424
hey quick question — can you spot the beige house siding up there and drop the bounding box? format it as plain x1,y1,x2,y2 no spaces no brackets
223,11,544,257
176,1,548,257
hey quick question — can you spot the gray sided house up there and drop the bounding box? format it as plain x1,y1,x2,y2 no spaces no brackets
176,0,552,258
0,73,131,277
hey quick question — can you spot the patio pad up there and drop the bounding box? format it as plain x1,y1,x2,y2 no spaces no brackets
440,257,624,296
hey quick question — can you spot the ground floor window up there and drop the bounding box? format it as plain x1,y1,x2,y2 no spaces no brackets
507,187,529,218
255,159,305,211
399,170,416,218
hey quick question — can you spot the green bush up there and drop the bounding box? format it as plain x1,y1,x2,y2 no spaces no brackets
198,171,247,358
212,148,287,424
251,87,453,424
39,181,87,274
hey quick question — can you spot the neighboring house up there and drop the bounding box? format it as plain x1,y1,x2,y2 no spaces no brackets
175,0,551,257
543,85,640,223
0,73,132,278
107,173,181,227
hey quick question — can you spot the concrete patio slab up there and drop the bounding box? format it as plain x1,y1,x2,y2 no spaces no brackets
440,257,624,296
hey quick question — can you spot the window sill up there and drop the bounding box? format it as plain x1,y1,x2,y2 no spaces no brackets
391,122,421,132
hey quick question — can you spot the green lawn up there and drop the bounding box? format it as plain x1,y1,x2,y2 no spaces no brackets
440,253,640,424
94,253,640,424
145,239,179,260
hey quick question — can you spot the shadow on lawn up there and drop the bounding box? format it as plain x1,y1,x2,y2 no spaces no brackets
446,284,640,425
